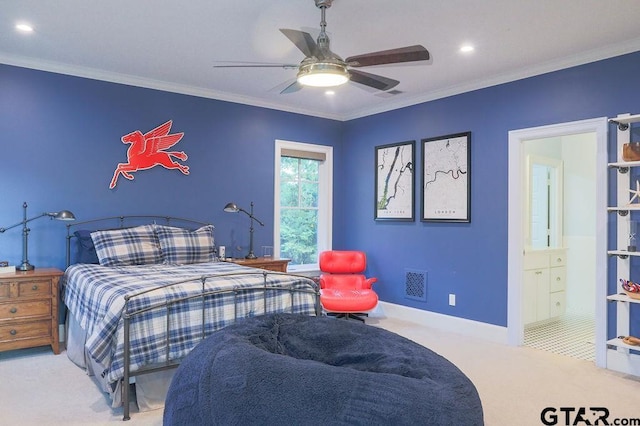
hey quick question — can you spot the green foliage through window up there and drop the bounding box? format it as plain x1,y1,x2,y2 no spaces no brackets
280,157,320,265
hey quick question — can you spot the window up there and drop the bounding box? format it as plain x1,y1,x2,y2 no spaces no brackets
274,140,332,272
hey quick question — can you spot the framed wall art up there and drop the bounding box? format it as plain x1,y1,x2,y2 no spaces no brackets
375,140,415,221
421,132,471,222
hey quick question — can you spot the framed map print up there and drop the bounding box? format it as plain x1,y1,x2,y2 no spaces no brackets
421,132,471,222
375,140,415,221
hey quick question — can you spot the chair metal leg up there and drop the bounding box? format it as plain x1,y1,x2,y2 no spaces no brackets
327,312,367,322
346,313,366,322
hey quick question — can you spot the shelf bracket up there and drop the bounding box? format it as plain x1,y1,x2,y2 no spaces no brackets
609,119,630,131
608,253,629,259
609,164,630,173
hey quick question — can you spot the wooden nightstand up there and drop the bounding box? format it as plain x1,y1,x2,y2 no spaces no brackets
0,268,62,354
228,257,290,272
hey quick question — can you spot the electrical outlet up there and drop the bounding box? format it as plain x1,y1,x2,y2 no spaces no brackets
449,294,456,306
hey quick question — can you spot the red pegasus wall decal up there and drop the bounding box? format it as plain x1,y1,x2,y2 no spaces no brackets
110,120,189,189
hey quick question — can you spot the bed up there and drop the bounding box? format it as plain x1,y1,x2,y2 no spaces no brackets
61,216,319,420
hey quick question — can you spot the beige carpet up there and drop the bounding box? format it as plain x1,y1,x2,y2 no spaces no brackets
1,316,639,425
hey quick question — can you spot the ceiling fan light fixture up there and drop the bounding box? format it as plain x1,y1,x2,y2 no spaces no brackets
297,62,349,87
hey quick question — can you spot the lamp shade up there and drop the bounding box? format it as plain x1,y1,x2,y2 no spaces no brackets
51,210,76,221
223,203,239,213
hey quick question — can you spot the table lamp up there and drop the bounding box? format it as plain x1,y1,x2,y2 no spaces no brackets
0,202,76,271
223,202,264,259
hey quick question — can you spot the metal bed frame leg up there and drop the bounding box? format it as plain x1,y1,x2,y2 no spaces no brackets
123,305,131,421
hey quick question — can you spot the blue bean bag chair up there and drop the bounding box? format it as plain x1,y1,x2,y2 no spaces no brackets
163,313,483,425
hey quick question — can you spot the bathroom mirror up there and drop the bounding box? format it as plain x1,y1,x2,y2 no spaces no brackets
527,155,563,249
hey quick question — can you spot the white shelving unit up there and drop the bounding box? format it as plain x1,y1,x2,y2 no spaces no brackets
606,113,640,376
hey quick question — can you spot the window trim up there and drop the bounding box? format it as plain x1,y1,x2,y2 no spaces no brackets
274,139,333,272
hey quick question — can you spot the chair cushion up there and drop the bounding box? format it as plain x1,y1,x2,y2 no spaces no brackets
320,288,378,312
319,250,366,274
163,313,484,426
320,273,368,290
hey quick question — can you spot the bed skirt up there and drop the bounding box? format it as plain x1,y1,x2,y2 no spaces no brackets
65,315,173,411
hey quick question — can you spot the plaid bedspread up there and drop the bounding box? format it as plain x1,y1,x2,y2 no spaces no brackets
62,261,317,385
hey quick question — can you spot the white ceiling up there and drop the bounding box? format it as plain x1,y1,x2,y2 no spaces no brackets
2,0,640,121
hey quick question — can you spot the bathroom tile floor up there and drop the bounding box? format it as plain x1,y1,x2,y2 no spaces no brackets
524,314,595,361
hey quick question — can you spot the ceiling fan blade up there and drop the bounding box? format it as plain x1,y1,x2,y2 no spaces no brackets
349,69,399,91
280,29,320,58
280,81,303,94
346,45,430,67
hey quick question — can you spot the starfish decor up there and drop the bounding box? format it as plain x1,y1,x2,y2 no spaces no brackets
629,180,640,205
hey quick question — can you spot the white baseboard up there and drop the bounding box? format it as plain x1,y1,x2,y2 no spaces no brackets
55,304,507,347
373,301,508,345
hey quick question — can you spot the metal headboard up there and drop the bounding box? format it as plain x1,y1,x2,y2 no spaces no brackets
65,215,211,267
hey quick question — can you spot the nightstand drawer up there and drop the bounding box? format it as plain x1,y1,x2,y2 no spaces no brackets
0,279,52,299
0,320,51,342
0,300,51,321
17,280,52,298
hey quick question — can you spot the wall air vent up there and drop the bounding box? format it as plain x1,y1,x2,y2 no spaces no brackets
405,269,427,302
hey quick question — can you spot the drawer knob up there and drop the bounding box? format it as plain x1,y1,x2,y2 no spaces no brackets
556,302,561,307
10,307,17,314
556,277,561,281
32,285,38,291
10,329,17,336
556,258,562,263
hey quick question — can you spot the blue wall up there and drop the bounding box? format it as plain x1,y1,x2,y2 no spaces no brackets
0,64,342,269
339,51,640,330
1,51,640,334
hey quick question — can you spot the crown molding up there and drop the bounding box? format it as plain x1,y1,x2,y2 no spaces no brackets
3,36,640,122
342,37,640,121
0,54,344,121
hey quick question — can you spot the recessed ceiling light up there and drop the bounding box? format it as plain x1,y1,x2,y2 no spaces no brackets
460,45,475,53
325,90,336,96
15,23,34,33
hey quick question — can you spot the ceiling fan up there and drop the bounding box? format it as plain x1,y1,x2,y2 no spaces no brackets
214,0,430,94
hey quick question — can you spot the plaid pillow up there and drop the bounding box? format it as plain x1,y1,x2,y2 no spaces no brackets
156,224,216,265
91,225,163,267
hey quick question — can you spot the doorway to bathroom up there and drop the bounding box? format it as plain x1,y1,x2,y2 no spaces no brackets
522,133,595,361
507,118,608,367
